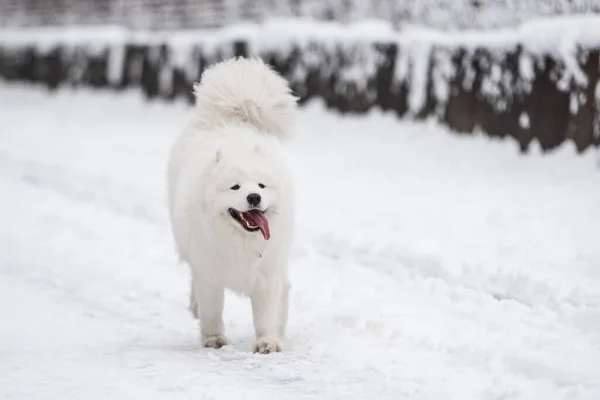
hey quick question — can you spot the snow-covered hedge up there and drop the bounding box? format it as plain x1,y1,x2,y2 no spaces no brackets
1,17,599,153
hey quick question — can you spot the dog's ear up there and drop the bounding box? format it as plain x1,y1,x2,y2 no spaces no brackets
215,150,221,163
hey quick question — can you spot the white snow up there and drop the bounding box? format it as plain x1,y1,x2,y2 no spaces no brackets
519,112,530,129
1,83,599,400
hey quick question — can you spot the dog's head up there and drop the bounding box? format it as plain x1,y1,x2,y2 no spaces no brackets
202,144,290,241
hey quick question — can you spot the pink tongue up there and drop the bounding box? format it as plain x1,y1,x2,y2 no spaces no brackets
243,210,270,240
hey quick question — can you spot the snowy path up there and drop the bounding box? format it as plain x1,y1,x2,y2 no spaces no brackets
1,84,599,400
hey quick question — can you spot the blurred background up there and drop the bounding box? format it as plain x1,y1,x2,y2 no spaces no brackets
1,2,600,399
1,0,600,153
1,0,600,30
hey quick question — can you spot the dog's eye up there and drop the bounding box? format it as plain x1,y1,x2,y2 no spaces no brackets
258,183,265,189
230,184,240,190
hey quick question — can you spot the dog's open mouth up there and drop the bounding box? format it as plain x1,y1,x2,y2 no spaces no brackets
229,208,270,240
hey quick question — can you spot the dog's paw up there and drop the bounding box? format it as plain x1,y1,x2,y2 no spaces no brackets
253,337,282,354
203,334,230,349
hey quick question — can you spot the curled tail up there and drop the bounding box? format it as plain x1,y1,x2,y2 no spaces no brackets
192,57,298,140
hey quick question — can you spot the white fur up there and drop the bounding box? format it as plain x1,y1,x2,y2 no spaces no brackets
191,57,297,140
167,57,297,353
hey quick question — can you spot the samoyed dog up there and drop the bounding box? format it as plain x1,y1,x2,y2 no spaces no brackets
167,57,297,354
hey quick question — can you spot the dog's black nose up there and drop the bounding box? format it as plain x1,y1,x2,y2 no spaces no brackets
247,193,261,207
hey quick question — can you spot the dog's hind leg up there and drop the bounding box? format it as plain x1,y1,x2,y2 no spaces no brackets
191,276,229,349
188,280,199,319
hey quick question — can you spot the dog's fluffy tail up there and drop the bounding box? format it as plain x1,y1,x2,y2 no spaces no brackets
192,57,298,140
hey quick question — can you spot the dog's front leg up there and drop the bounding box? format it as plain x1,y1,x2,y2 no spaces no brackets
251,279,289,354
191,277,229,349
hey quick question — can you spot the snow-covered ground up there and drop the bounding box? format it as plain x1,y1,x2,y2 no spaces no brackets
1,83,599,400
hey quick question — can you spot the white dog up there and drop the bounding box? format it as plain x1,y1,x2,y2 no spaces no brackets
167,57,297,354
